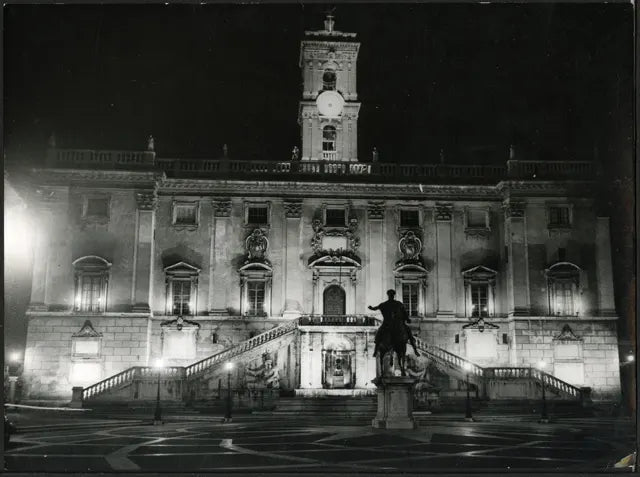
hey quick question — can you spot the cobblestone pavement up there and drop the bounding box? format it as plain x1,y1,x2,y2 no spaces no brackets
4,415,636,474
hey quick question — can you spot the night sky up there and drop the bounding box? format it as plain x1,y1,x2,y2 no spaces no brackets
4,3,633,165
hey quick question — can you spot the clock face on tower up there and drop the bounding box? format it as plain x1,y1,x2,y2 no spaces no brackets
316,90,345,117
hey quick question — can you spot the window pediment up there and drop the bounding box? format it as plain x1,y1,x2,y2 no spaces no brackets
164,261,201,276
73,255,112,270
308,253,361,268
462,265,497,283
546,262,580,280
72,320,103,338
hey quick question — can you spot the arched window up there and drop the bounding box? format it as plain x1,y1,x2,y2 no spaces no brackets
322,125,337,160
546,262,581,316
72,256,111,313
322,69,337,91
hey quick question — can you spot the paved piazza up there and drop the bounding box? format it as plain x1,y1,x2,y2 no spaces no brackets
4,414,636,473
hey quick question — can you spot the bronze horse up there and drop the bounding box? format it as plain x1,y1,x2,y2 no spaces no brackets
368,290,419,377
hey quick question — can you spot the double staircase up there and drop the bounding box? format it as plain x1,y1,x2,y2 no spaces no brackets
79,315,586,413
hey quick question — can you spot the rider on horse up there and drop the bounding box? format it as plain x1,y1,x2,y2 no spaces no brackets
368,289,420,358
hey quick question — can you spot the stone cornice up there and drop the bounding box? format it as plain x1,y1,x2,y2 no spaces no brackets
159,179,503,200
28,168,163,188
497,180,595,196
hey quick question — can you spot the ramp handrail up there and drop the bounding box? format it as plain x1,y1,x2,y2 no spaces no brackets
484,367,582,399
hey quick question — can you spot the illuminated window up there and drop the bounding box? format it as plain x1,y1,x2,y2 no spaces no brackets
462,265,497,318
402,282,420,317
322,126,337,152
73,256,111,313
546,262,580,316
470,284,489,318
164,262,200,316
247,281,266,316
172,280,192,315
239,262,272,317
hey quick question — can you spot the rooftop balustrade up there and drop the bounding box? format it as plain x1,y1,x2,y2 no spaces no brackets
43,148,596,183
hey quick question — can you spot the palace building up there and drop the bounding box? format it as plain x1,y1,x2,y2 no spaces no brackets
15,15,621,407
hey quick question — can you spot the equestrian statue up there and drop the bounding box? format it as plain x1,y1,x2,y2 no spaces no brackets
368,289,420,377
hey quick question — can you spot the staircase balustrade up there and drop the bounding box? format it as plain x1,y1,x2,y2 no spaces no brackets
184,318,300,378
298,314,377,326
485,367,582,399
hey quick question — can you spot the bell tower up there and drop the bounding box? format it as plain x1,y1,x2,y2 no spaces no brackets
298,13,361,162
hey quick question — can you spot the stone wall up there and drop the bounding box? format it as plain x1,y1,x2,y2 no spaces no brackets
23,315,150,399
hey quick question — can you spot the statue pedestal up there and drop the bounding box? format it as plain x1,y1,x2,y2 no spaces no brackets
371,376,418,430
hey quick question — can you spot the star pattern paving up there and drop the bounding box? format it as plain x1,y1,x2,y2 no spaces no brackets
4,415,635,473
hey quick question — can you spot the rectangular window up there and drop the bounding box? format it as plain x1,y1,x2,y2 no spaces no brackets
247,281,266,315
400,210,419,227
172,280,192,315
325,208,346,227
80,275,103,312
174,204,197,225
247,206,268,225
85,198,109,217
470,284,488,318
549,206,570,227
555,282,574,316
467,209,487,228
402,282,419,317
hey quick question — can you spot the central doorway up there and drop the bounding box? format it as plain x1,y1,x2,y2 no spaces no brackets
323,285,346,315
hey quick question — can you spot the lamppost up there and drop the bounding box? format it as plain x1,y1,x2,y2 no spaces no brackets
463,361,474,422
153,358,164,425
8,352,21,403
224,362,234,423
538,360,549,423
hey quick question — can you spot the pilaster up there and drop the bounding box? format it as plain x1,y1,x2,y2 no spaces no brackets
210,199,232,315
435,203,454,317
503,200,531,316
595,217,617,315
27,188,59,311
131,189,157,313
367,201,385,307
283,200,303,317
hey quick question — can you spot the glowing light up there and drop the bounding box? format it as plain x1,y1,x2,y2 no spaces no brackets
225,361,234,371
9,352,20,363
626,353,635,363
154,358,164,369
4,205,34,262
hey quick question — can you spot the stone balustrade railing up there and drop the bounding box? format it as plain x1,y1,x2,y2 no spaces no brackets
43,148,595,183
506,160,594,180
413,335,485,379
485,367,583,399
82,365,184,400
184,318,300,378
48,149,155,168
298,314,378,326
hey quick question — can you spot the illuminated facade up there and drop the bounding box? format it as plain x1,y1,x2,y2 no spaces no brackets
17,16,621,404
